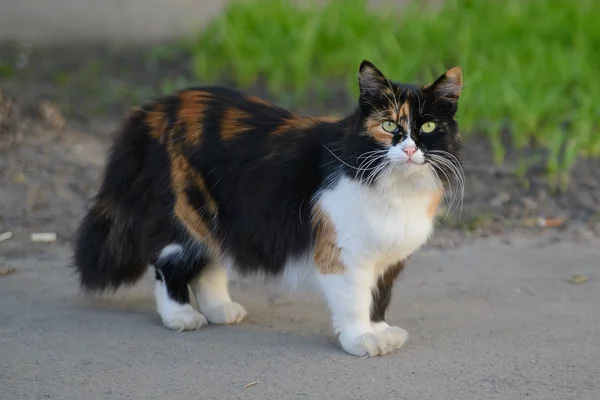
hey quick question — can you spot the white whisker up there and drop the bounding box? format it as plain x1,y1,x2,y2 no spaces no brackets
426,151,465,218
358,155,387,183
321,145,362,171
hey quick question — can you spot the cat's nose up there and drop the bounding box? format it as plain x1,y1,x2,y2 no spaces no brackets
403,145,417,158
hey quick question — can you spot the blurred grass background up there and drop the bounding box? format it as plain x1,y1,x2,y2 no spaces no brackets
155,0,598,188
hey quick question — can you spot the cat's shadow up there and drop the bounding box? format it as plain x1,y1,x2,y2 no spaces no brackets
68,290,340,356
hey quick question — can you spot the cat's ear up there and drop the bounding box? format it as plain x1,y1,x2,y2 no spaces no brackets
358,60,388,98
425,67,463,101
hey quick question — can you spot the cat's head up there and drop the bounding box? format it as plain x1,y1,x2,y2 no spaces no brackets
349,60,463,187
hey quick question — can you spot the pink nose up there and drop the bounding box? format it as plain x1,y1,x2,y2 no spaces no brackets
403,145,417,157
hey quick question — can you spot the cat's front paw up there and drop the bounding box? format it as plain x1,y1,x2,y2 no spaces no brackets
339,331,390,357
372,322,409,351
203,302,247,325
161,305,208,332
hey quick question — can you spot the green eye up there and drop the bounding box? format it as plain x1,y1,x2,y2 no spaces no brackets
421,121,436,133
382,120,398,133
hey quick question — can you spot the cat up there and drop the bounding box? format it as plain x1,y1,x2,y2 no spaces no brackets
73,60,463,357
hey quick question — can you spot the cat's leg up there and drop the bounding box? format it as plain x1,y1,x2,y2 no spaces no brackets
154,244,208,331
318,264,391,357
190,262,247,325
370,261,409,352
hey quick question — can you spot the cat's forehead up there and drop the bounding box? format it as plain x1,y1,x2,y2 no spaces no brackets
390,83,422,105
372,83,423,120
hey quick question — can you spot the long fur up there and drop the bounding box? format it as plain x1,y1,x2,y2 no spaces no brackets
73,60,464,357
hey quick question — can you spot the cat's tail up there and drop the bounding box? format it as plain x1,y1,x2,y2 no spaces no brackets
73,109,152,293
73,201,147,293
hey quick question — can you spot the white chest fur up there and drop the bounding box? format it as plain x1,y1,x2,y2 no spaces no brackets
318,173,440,274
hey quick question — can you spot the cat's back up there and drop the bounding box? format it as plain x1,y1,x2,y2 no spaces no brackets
137,85,344,185
139,85,343,159
141,85,295,143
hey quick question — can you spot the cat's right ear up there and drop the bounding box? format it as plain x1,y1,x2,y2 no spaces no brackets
358,60,387,99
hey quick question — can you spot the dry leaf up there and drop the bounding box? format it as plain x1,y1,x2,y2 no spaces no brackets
0,268,16,276
568,274,588,285
541,218,565,228
39,100,66,131
13,172,26,184
30,232,57,243
0,231,13,242
243,382,259,389
521,218,566,228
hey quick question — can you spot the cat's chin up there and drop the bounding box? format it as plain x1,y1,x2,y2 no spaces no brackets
390,160,428,174
375,162,438,195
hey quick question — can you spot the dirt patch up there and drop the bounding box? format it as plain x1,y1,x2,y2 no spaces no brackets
1,44,598,259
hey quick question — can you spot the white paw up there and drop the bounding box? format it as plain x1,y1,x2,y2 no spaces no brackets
161,304,208,332
379,326,409,351
339,332,390,357
372,322,409,351
202,302,247,325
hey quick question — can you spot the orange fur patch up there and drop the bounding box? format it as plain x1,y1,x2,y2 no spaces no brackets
365,117,393,146
167,130,218,245
427,190,443,218
445,67,463,94
190,168,218,215
178,91,212,146
312,206,344,275
169,153,209,239
314,116,340,123
220,108,252,140
271,117,319,136
246,95,274,108
145,104,168,141
399,101,410,119
423,67,463,98
398,100,410,132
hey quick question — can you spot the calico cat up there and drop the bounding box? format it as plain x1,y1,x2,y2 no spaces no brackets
74,60,463,357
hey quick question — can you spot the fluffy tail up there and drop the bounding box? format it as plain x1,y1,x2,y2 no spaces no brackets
73,109,153,293
74,203,146,292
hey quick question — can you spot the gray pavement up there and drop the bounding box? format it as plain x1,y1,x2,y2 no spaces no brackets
1,237,599,399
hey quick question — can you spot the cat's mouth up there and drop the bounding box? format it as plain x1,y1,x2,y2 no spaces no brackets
387,158,429,178
398,160,427,170
387,148,426,167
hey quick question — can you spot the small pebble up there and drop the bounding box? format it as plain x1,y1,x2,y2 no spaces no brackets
521,197,538,210
30,232,57,243
568,274,588,285
0,231,13,242
0,267,16,276
38,100,66,131
489,192,510,207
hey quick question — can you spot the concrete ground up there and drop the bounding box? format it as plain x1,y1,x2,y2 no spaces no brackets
1,237,599,400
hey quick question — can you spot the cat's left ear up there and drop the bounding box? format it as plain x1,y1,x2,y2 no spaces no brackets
425,67,463,101
358,60,388,99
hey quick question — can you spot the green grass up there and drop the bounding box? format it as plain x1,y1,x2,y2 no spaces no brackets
178,0,600,186
0,63,13,78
